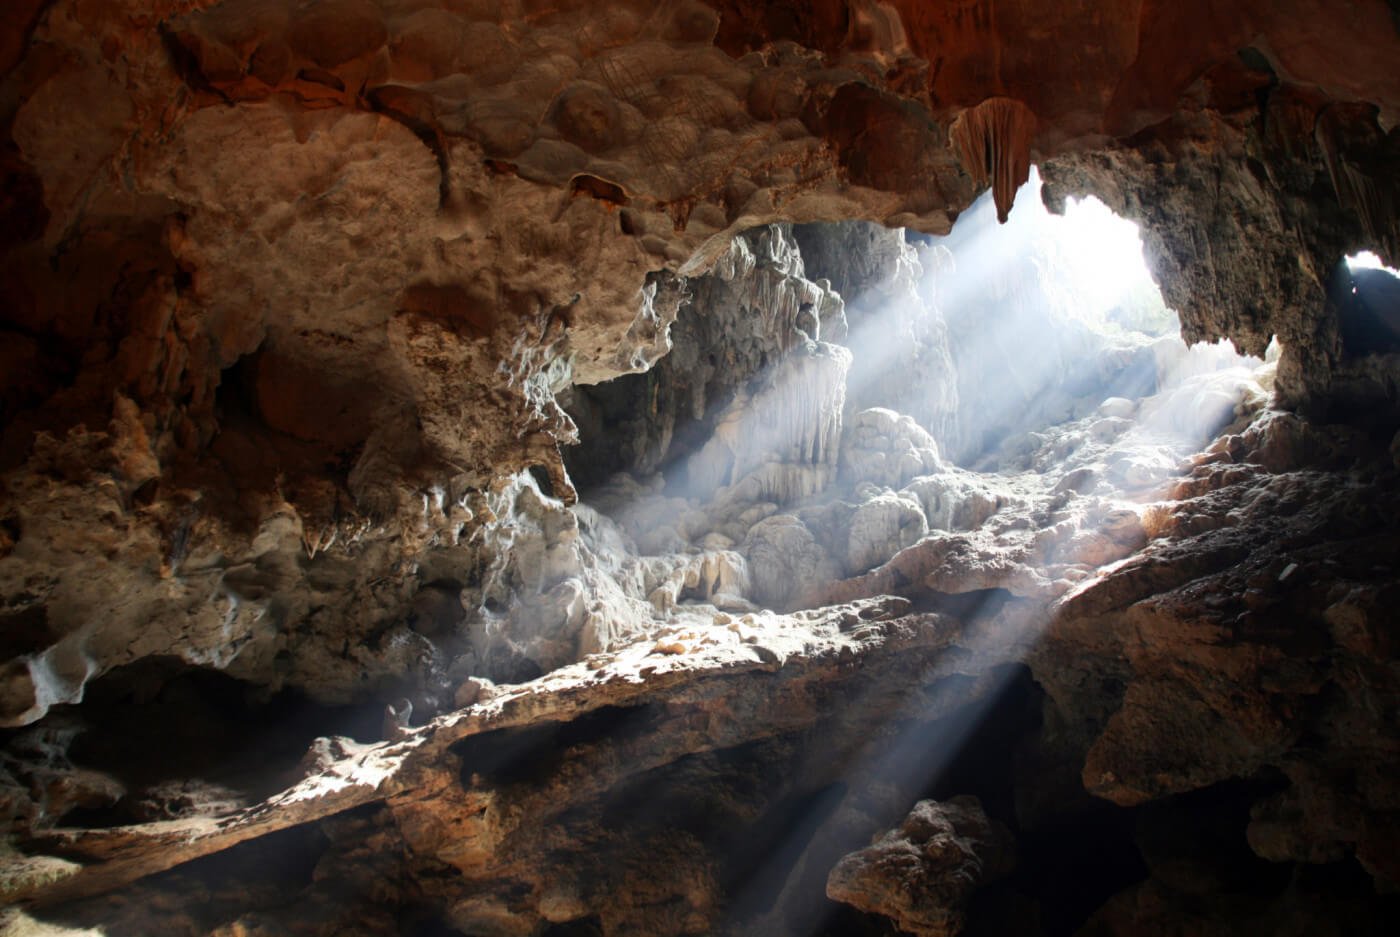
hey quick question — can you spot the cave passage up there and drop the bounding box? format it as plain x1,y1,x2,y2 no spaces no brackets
1,171,1284,937
438,175,1281,934
553,167,1271,643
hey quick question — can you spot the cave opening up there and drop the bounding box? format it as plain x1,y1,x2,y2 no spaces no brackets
1336,251,1400,359
447,175,1294,935
1,168,1303,936
557,166,1271,631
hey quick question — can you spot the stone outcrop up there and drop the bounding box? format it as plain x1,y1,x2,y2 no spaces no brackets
826,796,1016,937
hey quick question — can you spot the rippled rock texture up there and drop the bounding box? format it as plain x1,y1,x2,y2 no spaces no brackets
3,2,1400,936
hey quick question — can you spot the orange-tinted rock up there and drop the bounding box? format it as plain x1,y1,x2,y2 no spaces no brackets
287,0,387,70
949,96,1035,223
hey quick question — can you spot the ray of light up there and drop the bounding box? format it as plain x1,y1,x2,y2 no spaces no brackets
543,170,1277,933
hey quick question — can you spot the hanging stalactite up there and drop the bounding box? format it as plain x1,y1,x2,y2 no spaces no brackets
949,97,1037,224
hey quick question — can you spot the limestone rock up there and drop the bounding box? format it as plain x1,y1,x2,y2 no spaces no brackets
743,514,841,611
950,97,1038,224
841,408,944,490
846,490,928,575
1098,396,1137,419
826,796,1015,937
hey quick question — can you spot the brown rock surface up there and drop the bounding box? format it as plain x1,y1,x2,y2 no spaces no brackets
826,795,1015,937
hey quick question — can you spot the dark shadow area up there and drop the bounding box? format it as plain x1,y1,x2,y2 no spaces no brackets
454,704,661,788
28,804,470,936
593,736,793,846
1001,773,1301,937
561,369,653,494
1002,799,1148,936
29,657,391,828
721,781,850,920
908,587,1017,623
707,664,1047,936
541,915,605,936
527,463,557,498
918,665,1043,821
29,817,330,935
402,921,467,937
1294,855,1390,899
562,315,751,500
814,906,904,936
0,602,56,660
1333,262,1400,358
1134,775,1294,896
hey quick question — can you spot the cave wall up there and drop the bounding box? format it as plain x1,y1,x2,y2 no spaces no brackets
2,0,1398,726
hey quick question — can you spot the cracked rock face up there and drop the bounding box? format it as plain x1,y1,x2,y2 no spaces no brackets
3,2,1400,936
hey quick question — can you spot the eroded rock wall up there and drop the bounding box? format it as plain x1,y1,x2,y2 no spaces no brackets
2,0,1397,728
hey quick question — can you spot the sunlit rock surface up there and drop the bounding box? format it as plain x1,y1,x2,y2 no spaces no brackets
826,796,1016,937
2,1,1400,935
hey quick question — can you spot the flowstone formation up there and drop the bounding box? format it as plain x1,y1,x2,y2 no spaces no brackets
2,1,1400,936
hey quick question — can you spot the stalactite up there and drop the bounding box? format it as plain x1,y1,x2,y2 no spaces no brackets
729,344,851,484
949,97,1037,224
717,224,829,354
1315,104,1400,262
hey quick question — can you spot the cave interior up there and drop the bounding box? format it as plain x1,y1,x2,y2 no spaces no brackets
2,2,1400,936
